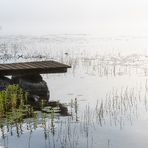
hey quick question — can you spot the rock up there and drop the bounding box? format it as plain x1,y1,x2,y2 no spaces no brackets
0,76,11,90
11,74,50,103
0,75,69,116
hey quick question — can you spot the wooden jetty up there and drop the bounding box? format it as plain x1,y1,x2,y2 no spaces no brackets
0,60,71,76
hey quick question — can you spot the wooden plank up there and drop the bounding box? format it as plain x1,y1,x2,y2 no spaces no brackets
0,60,71,76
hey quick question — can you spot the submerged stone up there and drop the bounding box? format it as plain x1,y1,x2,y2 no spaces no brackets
47,101,69,116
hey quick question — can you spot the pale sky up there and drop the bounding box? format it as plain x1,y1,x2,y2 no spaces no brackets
0,0,148,35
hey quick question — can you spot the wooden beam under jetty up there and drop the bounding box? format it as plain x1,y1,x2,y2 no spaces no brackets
0,60,71,76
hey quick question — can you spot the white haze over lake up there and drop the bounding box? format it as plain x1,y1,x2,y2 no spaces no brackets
0,0,148,36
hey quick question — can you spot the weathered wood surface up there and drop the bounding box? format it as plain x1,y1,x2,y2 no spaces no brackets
0,61,71,76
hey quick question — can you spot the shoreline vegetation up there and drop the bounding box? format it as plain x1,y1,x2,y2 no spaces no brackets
0,84,69,123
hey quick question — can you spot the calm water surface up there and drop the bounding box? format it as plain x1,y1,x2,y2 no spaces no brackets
0,34,148,148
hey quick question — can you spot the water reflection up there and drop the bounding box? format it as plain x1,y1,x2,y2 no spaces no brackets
0,82,148,148
0,35,148,147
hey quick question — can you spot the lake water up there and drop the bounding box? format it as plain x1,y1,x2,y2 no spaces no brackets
0,34,148,148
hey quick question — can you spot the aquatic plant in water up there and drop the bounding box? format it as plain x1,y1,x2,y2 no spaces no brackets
0,84,34,121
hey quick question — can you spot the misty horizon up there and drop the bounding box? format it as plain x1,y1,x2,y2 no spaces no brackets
0,0,148,36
